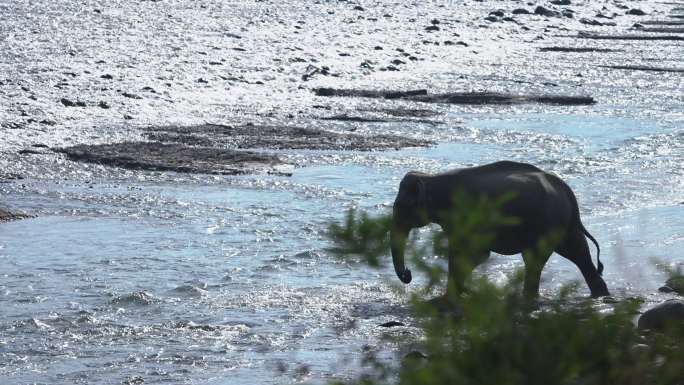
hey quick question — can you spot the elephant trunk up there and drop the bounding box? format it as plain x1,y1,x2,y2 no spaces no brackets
390,224,412,284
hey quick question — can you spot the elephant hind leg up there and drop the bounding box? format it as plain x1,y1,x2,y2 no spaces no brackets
555,229,610,298
521,249,552,298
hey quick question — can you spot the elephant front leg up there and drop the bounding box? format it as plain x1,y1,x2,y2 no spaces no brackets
446,251,490,298
521,249,552,298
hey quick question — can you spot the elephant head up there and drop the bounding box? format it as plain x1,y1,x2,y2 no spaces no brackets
391,172,430,284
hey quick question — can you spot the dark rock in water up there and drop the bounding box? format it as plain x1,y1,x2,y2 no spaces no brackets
405,351,428,359
550,0,571,5
627,9,646,16
580,17,610,26
539,46,619,53
55,142,289,175
100,74,114,80
320,115,389,123
425,25,440,31
353,5,364,11
313,87,427,99
144,123,432,152
659,286,675,293
485,15,500,22
121,92,143,99
379,321,405,327
489,10,505,17
665,276,684,294
313,88,594,105
98,101,110,109
512,8,530,15
600,65,684,73
60,98,86,107
638,300,684,330
575,33,684,41
561,9,574,18
535,6,561,18
0,208,32,222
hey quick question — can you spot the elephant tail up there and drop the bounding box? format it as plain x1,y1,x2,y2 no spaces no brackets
580,222,603,276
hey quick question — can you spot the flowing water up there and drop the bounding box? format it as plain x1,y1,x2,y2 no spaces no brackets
2,0,684,384
2,110,684,384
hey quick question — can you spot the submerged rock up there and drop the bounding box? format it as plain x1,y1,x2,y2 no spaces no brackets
638,300,684,330
145,123,432,151
379,321,405,328
55,141,289,176
0,207,33,222
314,88,595,105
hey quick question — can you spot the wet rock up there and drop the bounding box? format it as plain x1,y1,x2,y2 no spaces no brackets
640,27,684,33
144,123,432,151
100,74,114,79
313,88,595,105
60,98,86,107
512,8,530,15
379,321,405,327
579,18,615,26
550,0,571,5
638,300,684,330
405,351,428,360
659,286,675,293
539,47,618,53
353,5,364,11
485,16,500,22
489,10,505,17
0,207,32,222
600,65,684,73
313,88,428,99
121,92,142,99
98,101,111,109
535,6,561,18
55,142,289,176
575,33,684,41
627,9,646,16
425,25,440,31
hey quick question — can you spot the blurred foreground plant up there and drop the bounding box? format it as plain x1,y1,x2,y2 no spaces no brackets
327,200,684,385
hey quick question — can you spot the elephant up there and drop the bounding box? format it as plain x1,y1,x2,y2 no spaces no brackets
390,160,610,298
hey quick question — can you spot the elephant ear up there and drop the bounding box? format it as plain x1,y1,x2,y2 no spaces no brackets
401,172,427,207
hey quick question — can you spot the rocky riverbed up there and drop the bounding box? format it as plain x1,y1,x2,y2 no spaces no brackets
1,1,683,384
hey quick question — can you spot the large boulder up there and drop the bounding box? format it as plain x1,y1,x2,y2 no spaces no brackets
638,300,684,330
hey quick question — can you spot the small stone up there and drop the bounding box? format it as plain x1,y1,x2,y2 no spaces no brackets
374,46,383,50
512,8,530,15
535,6,561,17
659,286,675,293
485,16,499,22
353,5,364,11
627,8,646,16
98,101,110,109
391,59,405,65
550,0,571,5
121,92,142,99
60,98,86,107
100,74,114,80
425,25,440,31
489,10,505,17
379,321,405,327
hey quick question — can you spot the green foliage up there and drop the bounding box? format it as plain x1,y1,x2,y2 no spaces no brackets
327,196,684,385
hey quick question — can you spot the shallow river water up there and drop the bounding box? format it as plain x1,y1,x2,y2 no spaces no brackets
2,0,684,383
2,109,684,384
